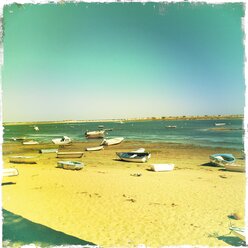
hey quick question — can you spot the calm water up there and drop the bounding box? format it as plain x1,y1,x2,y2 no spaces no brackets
3,119,244,150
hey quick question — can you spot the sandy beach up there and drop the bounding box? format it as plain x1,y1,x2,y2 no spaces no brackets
1,141,246,247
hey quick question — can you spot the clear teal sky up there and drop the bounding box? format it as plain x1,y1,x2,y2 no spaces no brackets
2,2,245,122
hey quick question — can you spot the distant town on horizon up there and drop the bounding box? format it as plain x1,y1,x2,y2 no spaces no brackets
3,114,244,126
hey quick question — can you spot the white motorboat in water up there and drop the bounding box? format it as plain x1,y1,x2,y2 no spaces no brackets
52,136,72,145
101,137,124,146
215,123,226,126
56,161,84,170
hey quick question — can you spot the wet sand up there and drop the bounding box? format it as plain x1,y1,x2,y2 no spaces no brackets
1,141,246,247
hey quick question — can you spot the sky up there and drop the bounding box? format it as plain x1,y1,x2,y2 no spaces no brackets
1,2,246,122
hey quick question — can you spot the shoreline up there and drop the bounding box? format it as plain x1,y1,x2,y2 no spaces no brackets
3,114,243,126
2,140,246,247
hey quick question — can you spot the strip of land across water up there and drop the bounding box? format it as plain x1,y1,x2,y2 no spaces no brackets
3,114,244,126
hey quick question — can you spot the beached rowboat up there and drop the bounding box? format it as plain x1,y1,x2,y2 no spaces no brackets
150,164,175,172
40,149,58,154
9,156,37,164
56,151,84,158
116,152,151,163
209,154,236,167
86,146,104,151
101,137,124,146
215,123,226,126
56,161,84,170
2,168,19,177
52,136,72,145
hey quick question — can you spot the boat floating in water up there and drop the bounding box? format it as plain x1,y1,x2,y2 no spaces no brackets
101,137,124,146
56,161,84,170
9,156,37,164
165,125,177,128
214,123,226,126
52,136,72,145
116,152,151,163
209,154,235,167
34,126,39,131
150,164,175,172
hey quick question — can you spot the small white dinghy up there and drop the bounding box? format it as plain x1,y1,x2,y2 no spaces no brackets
101,137,124,146
150,164,175,172
86,146,104,151
23,140,39,145
2,168,19,177
9,156,37,164
131,148,146,153
56,161,84,170
225,164,245,172
40,149,58,154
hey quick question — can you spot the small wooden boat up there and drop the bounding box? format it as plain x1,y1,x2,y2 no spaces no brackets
40,149,58,154
225,164,245,172
85,130,105,139
52,136,71,145
215,123,226,126
56,151,84,158
9,156,37,164
150,164,175,172
116,152,151,163
209,154,235,167
86,146,104,151
229,226,245,241
2,168,19,177
56,161,84,170
101,137,124,146
23,140,39,145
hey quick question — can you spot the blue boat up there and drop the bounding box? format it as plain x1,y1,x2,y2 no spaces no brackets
209,154,236,167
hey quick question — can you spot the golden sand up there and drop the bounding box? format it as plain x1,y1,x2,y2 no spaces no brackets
1,141,246,247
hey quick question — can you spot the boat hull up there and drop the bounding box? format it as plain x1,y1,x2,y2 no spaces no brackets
209,154,236,167
2,168,19,177
9,156,37,164
150,164,175,172
56,151,84,158
57,161,84,170
101,137,124,146
86,146,104,151
116,152,150,163
225,164,245,172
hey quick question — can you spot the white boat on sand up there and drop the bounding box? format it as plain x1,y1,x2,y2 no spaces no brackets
86,146,104,151
40,149,58,154
9,156,37,164
209,154,235,167
56,161,84,170
150,164,175,172
23,140,39,145
116,152,151,163
52,136,72,145
131,148,146,153
2,168,19,177
56,151,84,158
101,137,124,146
85,130,105,139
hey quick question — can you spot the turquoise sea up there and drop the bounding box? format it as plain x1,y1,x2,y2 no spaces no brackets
3,119,244,150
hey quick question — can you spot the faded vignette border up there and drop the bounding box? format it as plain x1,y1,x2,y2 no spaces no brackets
0,0,247,247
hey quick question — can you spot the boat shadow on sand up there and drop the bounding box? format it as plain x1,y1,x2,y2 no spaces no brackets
216,235,246,246
2,209,97,247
